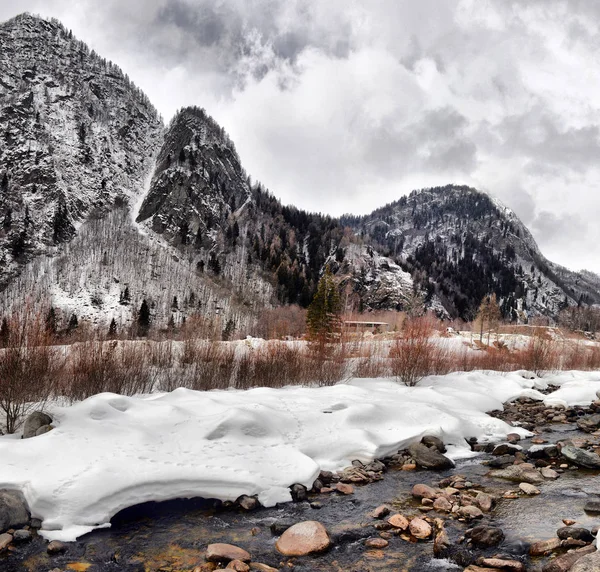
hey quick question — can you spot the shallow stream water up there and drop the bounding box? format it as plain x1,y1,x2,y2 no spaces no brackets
4,425,600,572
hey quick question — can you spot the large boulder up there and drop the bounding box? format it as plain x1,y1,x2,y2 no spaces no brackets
560,444,600,469
542,545,596,572
408,443,454,470
276,521,330,556
206,543,251,563
0,490,30,532
22,411,52,439
467,525,505,548
571,551,600,572
556,526,594,543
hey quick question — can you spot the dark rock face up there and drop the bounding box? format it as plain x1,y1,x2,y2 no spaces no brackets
0,490,30,533
408,443,454,470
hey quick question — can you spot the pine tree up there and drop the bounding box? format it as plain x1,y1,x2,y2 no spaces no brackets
45,307,57,337
171,296,179,310
306,266,342,343
67,313,79,334
108,318,117,337
138,299,151,336
119,286,131,305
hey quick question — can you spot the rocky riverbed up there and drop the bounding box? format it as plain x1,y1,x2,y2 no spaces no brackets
3,397,600,572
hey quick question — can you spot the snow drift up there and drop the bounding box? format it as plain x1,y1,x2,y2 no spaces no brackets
0,372,551,541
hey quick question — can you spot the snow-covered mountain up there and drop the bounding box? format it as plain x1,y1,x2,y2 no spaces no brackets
1,13,598,328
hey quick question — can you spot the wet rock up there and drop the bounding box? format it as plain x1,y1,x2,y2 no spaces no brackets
47,540,67,554
542,545,596,572
412,484,437,499
206,543,251,563
365,537,388,549
433,519,451,557
467,525,505,548
270,521,294,535
227,560,250,571
0,533,12,552
421,435,446,453
556,526,594,543
475,492,493,512
571,551,600,572
458,505,483,520
506,433,521,443
12,529,32,543
519,482,540,495
541,467,559,479
528,444,559,459
275,521,330,556
22,411,52,439
290,484,307,502
493,443,521,456
249,564,278,572
409,517,432,539
488,464,544,484
560,444,600,469
334,483,354,495
479,558,524,571
237,496,259,512
387,514,409,530
0,490,30,532
370,505,390,519
530,537,562,556
433,496,452,512
408,443,454,470
488,455,515,468
583,499,600,514
318,470,334,484
576,414,600,433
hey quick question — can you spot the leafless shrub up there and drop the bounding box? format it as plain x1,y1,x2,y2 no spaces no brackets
180,340,236,390
353,343,390,378
389,317,436,386
520,330,561,375
0,311,62,433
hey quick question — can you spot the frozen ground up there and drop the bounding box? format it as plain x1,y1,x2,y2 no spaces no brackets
1,370,599,542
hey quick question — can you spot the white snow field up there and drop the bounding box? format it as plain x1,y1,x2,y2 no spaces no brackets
0,370,595,542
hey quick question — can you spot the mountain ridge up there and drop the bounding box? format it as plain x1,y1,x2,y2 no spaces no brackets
0,13,597,330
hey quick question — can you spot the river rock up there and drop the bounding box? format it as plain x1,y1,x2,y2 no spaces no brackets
387,514,409,530
275,521,330,556
571,551,600,572
0,533,12,552
334,483,354,495
541,467,559,479
467,525,505,548
519,482,540,495
530,537,562,556
458,505,483,519
421,435,446,453
433,519,451,557
408,443,454,470
409,517,432,539
227,561,250,571
22,411,52,439
475,492,493,512
556,526,594,543
433,497,452,512
583,499,600,514
365,537,388,549
479,558,524,571
237,496,259,511
249,564,278,572
0,490,30,532
577,414,600,433
560,444,600,468
290,484,308,502
488,464,544,484
493,443,521,456
47,540,67,555
206,543,251,563
370,505,390,519
488,455,516,468
412,484,437,499
12,529,32,543
542,545,596,572
528,444,559,459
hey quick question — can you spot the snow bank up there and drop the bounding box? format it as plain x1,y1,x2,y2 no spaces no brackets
0,373,543,541
542,371,600,408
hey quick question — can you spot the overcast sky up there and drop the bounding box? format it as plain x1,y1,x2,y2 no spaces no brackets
2,1,600,273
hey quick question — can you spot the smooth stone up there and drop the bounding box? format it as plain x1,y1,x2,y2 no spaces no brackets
488,465,544,484
458,505,483,519
411,484,437,499
0,533,12,552
556,526,594,543
275,521,330,556
206,543,251,563
0,490,30,532
542,545,596,572
421,435,446,453
12,529,32,543
519,482,540,495
290,484,308,502
408,443,454,470
47,540,67,555
530,537,562,556
22,411,52,439
387,514,409,530
583,499,600,514
475,492,493,512
560,444,600,469
365,537,388,549
408,517,432,539
433,497,452,512
480,558,524,571
249,564,278,572
571,551,600,572
541,467,559,479
227,561,250,571
237,496,259,511
334,483,354,495
468,525,505,548
370,505,390,519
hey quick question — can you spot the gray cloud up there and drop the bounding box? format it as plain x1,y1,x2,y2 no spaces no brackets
1,0,600,272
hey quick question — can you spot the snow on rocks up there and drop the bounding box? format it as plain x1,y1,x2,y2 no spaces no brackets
0,373,542,541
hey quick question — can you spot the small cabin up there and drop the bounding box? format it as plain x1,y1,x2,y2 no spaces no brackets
343,321,390,334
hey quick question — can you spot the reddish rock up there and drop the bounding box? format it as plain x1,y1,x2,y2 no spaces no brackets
206,543,251,563
275,521,330,556
411,484,437,499
227,561,250,571
409,518,432,539
529,537,561,556
334,483,354,495
387,514,409,530
365,537,389,549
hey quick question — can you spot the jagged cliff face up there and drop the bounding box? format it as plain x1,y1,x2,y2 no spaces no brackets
342,186,600,319
0,14,163,287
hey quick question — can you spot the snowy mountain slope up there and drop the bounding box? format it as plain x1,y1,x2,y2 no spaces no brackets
0,13,163,288
0,13,598,326
342,185,600,319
